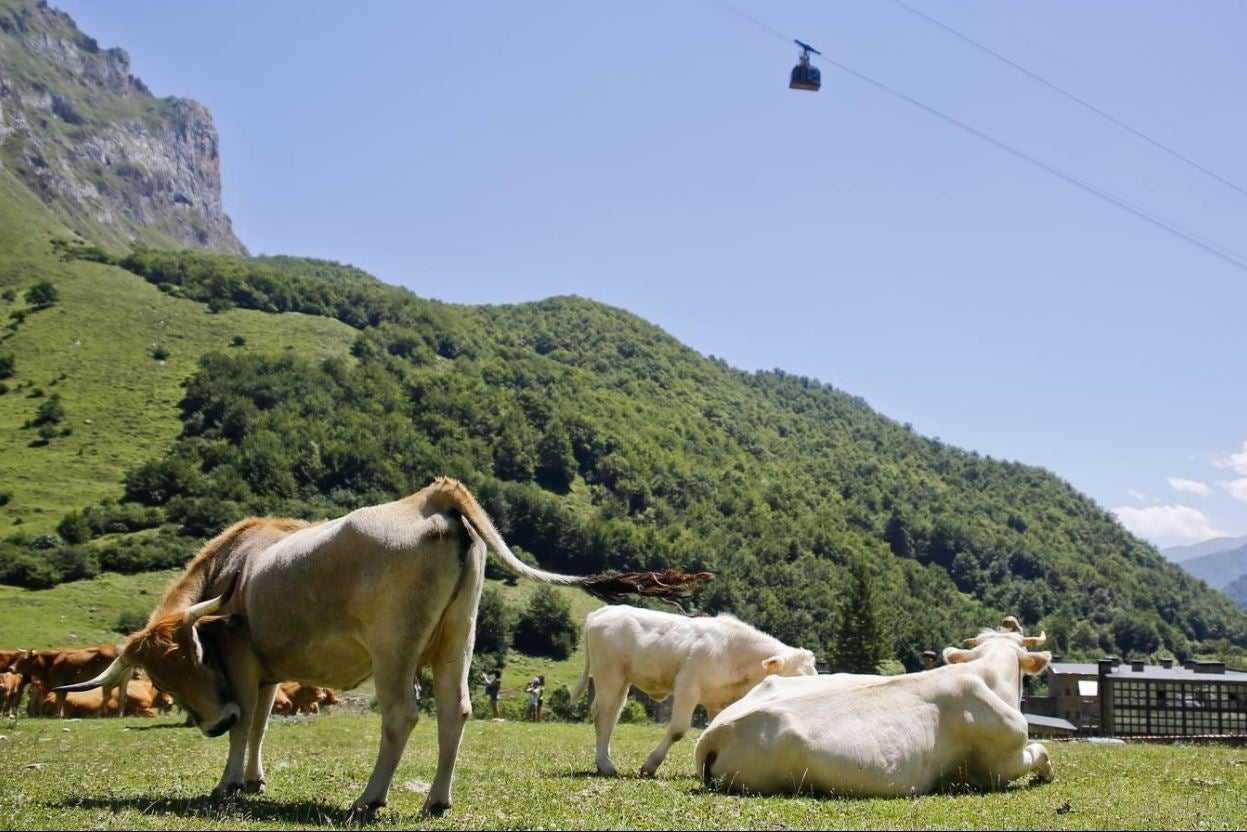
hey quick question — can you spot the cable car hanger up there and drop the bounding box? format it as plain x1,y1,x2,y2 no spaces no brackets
790,39,821,91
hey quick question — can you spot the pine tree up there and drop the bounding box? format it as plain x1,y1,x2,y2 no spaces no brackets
828,560,888,674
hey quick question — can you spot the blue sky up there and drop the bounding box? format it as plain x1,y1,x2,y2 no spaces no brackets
55,0,1247,549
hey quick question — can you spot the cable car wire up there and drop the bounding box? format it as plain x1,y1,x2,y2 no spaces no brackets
886,0,1247,206
700,0,1247,275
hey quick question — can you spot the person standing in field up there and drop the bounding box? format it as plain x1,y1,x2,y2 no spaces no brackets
481,668,503,719
525,674,545,721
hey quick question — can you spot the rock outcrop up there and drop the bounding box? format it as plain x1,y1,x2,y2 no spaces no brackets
0,0,247,253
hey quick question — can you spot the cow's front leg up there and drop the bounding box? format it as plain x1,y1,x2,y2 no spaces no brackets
243,685,279,793
351,660,421,817
641,692,696,777
211,659,264,798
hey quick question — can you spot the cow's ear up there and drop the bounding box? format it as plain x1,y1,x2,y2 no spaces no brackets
943,647,973,664
1021,651,1052,675
762,656,784,675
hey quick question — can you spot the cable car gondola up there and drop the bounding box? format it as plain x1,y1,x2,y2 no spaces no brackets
789,40,821,92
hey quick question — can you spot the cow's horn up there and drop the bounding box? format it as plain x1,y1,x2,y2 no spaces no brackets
186,574,238,622
53,655,130,693
1022,631,1047,648
962,636,984,647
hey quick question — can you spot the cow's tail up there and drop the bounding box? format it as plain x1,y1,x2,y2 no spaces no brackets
430,477,713,605
571,646,591,703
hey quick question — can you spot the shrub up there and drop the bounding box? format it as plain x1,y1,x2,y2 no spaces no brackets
0,353,13,379
150,343,169,361
512,585,579,660
115,609,149,635
24,280,58,308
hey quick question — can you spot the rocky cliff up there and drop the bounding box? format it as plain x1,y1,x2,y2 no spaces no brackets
0,0,246,254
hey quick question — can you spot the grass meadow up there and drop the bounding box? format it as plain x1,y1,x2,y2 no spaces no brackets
0,712,1244,831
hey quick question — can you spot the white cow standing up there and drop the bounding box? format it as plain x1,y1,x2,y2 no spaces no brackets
571,605,817,777
695,622,1053,796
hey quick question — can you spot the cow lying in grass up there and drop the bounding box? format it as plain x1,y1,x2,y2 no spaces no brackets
572,605,817,777
695,620,1052,796
60,477,710,817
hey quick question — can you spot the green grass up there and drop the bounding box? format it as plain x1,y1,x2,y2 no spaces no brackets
0,568,180,649
0,169,359,537
0,714,1243,830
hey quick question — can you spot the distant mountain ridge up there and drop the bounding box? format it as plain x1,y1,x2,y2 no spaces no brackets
1175,543,1247,592
0,0,246,253
1162,536,1247,564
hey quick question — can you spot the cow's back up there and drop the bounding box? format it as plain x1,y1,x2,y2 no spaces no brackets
585,607,779,700
240,500,476,689
698,671,995,796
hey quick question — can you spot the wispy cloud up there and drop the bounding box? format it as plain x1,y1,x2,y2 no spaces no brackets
1218,478,1247,504
1112,504,1223,548
1167,477,1211,497
1214,441,1247,476
1127,489,1148,502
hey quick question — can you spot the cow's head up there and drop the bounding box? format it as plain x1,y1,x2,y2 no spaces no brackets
762,647,818,677
56,584,243,737
942,628,1051,676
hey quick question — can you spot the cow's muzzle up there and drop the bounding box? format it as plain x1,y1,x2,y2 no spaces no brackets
202,704,240,738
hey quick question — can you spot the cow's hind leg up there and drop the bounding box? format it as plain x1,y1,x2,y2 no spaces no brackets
423,627,474,816
243,684,279,793
351,653,424,816
640,691,697,777
590,674,630,776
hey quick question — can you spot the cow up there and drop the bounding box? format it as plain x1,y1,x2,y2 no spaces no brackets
1,670,22,717
15,646,128,718
0,649,21,672
271,682,335,715
59,477,710,817
694,620,1053,797
571,605,817,777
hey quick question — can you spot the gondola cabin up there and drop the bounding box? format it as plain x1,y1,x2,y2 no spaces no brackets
790,40,821,92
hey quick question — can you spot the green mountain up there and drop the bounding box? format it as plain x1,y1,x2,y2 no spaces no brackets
2,0,1245,669
1178,544,1247,593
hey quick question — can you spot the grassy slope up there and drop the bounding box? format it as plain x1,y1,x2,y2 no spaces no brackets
0,715,1243,830
0,169,358,535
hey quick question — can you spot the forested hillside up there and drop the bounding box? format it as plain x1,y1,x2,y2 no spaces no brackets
4,233,1245,668
2,0,1244,672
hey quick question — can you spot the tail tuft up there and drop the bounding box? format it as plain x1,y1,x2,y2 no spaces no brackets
701,750,719,790
579,568,713,609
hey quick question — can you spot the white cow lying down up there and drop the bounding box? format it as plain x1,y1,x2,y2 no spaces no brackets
572,605,817,777
695,623,1053,796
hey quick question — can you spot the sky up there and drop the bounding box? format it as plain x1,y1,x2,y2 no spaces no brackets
53,0,1247,550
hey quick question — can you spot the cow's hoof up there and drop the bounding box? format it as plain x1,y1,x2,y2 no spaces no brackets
348,799,386,821
596,764,619,777
420,799,451,817
639,766,658,779
243,778,266,794
210,783,243,800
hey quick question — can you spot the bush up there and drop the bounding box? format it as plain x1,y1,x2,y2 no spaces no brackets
618,698,648,724
512,585,580,660
97,531,195,574
151,343,169,361
475,586,518,659
115,610,148,635
0,353,13,379
546,684,590,722
24,280,58,308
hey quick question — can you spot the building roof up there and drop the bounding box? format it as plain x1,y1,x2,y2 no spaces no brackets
1048,661,1247,684
1024,714,1077,732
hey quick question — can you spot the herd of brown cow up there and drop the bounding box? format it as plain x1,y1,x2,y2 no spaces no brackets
1,646,334,721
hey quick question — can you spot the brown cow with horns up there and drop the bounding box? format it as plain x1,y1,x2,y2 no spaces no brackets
60,477,710,817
